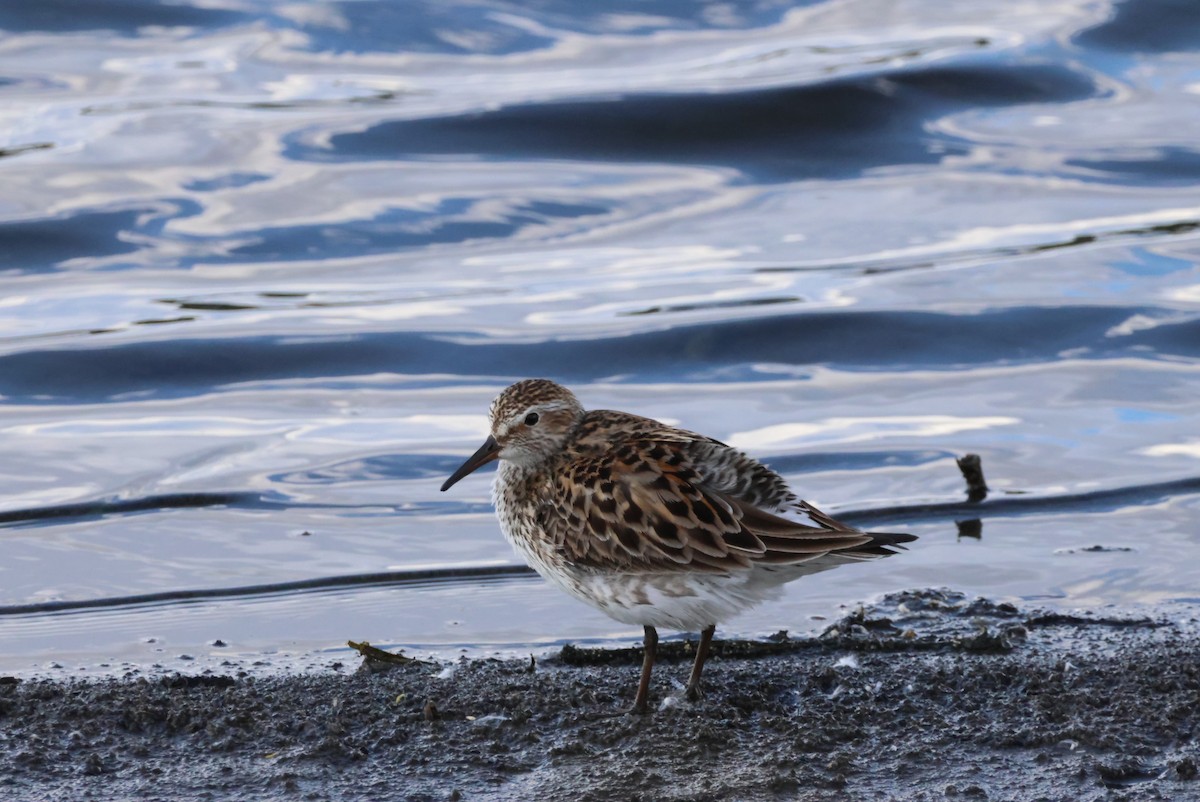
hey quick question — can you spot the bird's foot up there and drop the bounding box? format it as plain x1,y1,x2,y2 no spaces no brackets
629,700,652,715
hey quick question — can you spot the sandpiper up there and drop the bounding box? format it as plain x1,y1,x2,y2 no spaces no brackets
441,379,915,712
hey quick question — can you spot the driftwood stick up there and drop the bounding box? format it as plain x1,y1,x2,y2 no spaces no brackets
956,453,988,503
347,640,433,671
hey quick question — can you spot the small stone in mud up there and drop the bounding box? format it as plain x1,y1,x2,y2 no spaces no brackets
83,753,105,776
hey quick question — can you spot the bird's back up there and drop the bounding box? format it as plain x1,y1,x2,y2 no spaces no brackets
527,409,914,575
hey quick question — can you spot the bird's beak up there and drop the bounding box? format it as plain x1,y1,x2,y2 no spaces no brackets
440,435,501,491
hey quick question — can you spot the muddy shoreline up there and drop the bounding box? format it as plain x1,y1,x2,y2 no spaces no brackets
2,590,1197,801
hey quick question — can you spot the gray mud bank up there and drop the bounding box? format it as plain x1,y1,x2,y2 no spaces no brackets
2,589,1198,801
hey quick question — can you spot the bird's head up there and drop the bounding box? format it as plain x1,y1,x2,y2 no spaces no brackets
440,379,584,491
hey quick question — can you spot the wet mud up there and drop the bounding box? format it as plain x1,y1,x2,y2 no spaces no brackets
2,589,1197,801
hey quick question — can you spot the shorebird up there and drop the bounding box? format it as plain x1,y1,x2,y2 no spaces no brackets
440,379,915,712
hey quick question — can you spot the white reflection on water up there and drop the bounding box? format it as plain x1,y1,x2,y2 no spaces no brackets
1141,442,1200,459
1167,284,1200,304
729,415,1019,450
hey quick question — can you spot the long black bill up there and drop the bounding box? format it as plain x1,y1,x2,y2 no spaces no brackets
440,435,501,492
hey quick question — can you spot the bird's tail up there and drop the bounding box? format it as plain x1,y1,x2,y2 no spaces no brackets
796,500,917,556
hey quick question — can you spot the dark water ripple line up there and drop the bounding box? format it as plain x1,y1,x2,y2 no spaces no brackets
0,492,480,529
2,305,1197,403
2,475,1196,619
0,492,264,526
0,142,53,160
0,566,537,618
292,62,1099,181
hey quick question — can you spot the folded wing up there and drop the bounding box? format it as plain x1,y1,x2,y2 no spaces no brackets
538,436,912,574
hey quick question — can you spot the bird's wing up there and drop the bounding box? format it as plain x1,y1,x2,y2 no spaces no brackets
537,436,877,573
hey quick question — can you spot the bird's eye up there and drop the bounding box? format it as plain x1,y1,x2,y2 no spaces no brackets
524,412,540,426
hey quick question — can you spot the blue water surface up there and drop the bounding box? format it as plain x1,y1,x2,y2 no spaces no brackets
0,0,1198,675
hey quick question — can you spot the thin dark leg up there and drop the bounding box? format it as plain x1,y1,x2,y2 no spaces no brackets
685,624,716,702
633,625,658,714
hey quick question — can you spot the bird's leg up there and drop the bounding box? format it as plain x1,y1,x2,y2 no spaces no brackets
685,624,716,702
633,625,658,714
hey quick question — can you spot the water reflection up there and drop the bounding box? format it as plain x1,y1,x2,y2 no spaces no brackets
1,0,1199,673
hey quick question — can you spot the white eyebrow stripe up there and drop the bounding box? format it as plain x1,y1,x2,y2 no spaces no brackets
528,401,574,414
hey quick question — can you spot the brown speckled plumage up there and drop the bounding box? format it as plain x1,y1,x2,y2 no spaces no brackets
442,378,916,712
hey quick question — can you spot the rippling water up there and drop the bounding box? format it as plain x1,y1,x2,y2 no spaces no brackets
1,0,1198,675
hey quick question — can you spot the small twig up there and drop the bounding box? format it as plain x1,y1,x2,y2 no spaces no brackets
347,640,433,670
956,454,989,502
